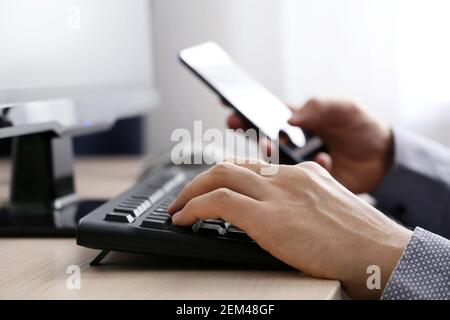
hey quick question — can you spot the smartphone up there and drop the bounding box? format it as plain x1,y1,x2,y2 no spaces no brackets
179,42,324,164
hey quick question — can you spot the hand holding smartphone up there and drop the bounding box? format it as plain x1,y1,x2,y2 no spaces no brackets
179,42,325,164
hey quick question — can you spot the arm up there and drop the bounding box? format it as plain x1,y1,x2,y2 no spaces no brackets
222,98,448,299
382,227,450,300
283,99,450,237
169,160,413,299
374,129,450,239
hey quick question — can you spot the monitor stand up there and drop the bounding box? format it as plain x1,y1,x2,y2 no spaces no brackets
0,132,105,237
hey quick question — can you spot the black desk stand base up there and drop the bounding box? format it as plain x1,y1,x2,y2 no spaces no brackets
0,132,105,237
0,200,105,237
90,250,111,266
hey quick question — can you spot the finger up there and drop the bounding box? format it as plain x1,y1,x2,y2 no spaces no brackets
171,188,261,231
314,152,333,172
288,98,326,130
259,137,273,157
227,113,248,130
260,137,288,158
278,131,292,148
168,162,265,213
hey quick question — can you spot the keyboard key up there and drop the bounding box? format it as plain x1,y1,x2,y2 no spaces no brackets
225,222,236,229
162,181,177,193
131,195,150,201
140,218,170,230
226,227,252,241
105,212,135,223
205,219,225,226
175,172,187,183
123,200,149,209
165,195,176,202
156,206,168,213
120,204,138,209
149,212,171,219
136,200,151,213
193,221,226,237
149,190,165,204
122,199,142,206
114,206,139,216
162,173,186,193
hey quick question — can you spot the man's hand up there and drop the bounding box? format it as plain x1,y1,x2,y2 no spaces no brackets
227,98,394,194
169,160,412,299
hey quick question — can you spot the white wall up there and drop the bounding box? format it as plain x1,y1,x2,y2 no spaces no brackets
394,0,450,145
281,0,450,145
148,0,284,154
281,0,399,121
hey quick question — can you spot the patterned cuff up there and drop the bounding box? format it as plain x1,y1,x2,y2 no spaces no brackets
382,227,450,300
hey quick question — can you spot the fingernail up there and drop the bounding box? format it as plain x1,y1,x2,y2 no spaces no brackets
171,213,180,224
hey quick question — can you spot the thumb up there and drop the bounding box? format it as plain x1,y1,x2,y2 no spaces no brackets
259,136,274,157
288,98,324,131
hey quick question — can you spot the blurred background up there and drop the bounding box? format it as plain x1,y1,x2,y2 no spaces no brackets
2,0,450,157
149,0,450,155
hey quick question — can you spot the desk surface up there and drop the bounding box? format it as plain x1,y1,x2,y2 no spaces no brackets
0,157,342,300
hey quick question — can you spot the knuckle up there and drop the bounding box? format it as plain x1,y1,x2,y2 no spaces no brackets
213,188,235,201
297,161,324,175
212,161,236,175
305,98,322,110
300,161,320,170
184,197,200,211
342,101,361,116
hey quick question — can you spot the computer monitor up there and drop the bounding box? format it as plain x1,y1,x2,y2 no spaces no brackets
0,0,158,235
0,0,157,137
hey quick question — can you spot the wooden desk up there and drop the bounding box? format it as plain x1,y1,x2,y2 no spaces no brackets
0,157,343,300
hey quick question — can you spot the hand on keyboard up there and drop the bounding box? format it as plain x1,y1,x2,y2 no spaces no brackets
168,159,413,300
103,169,253,242
79,166,282,270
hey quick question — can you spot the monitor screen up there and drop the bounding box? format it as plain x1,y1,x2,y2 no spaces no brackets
0,0,156,137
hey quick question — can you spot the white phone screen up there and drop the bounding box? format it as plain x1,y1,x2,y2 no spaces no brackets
179,42,306,148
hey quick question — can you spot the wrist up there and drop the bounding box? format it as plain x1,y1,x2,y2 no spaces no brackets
341,219,413,299
376,227,413,296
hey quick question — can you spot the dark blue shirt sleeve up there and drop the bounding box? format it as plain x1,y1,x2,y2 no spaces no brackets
374,129,450,239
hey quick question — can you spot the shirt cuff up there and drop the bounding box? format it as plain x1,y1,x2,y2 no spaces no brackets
381,227,450,300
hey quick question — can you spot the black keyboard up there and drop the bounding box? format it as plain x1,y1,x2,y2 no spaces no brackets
76,165,286,268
